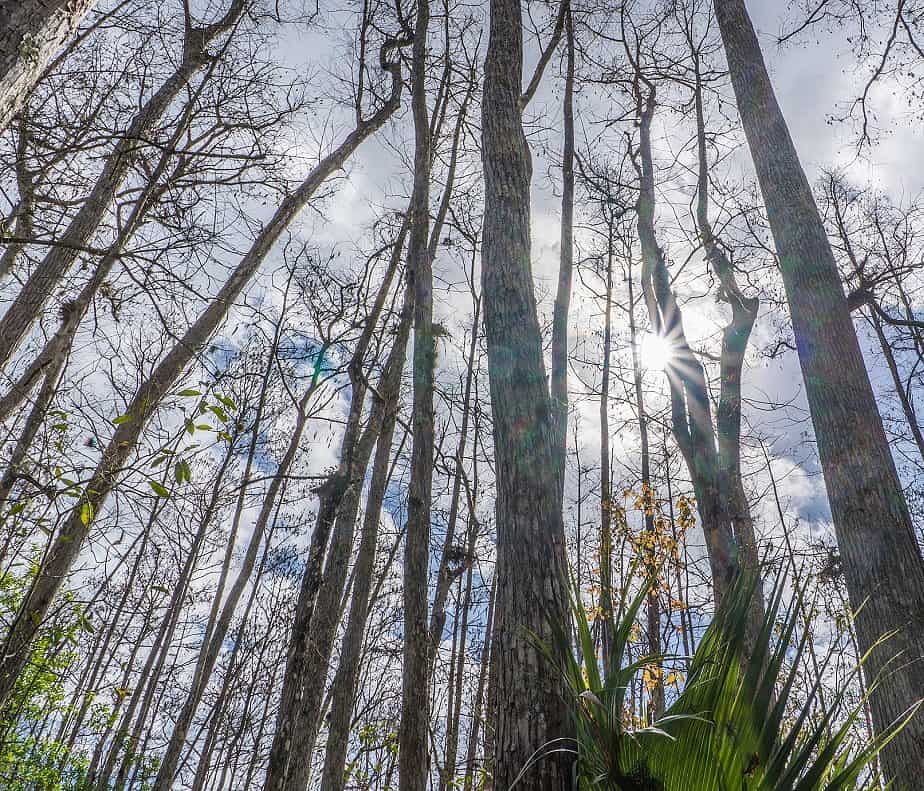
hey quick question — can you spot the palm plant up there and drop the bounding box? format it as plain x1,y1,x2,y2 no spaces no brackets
534,568,919,790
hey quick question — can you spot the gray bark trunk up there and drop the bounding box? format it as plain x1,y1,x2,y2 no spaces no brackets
0,0,96,135
550,0,574,494
714,2,924,785
481,0,574,785
399,0,434,785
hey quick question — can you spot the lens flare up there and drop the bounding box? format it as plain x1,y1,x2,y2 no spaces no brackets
639,332,675,372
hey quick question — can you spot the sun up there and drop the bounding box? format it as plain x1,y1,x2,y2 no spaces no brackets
639,332,675,372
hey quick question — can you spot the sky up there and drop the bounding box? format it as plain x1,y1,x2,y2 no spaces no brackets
268,0,924,581
6,0,920,692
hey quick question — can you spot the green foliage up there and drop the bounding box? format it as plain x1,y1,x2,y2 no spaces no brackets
538,570,917,790
0,562,91,790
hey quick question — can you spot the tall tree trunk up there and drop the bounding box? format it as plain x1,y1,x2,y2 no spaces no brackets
429,293,479,659
399,0,434,785
0,0,97,135
868,312,924,463
634,85,739,606
714,2,924,784
599,220,616,666
550,0,575,493
0,50,404,710
462,574,495,791
481,0,573,785
262,280,413,791
690,56,764,652
626,252,663,718
317,424,408,791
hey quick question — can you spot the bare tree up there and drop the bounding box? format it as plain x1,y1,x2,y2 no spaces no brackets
715,1,924,784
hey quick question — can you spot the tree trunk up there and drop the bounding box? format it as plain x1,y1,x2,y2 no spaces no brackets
317,423,407,791
714,2,924,784
550,0,575,494
0,54,404,710
481,0,573,785
0,0,97,135
626,252,663,718
634,86,739,606
690,57,764,652
399,0,434,784
599,219,616,666
462,574,495,791
262,279,413,791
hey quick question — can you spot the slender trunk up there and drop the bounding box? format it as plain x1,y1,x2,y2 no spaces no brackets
263,283,413,791
634,86,739,605
663,445,693,663
317,410,407,791
690,59,764,651
869,312,924,462
400,0,434,783
481,0,573,784
626,253,663,717
599,221,616,666
443,448,481,791
462,575,495,791
0,54,403,710
94,544,191,791
429,297,480,657
715,2,924,783
550,0,575,493
440,576,463,791
190,543,274,791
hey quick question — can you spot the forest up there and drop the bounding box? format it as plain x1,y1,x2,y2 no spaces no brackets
0,0,922,789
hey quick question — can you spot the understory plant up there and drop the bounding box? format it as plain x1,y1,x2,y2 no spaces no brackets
536,568,919,790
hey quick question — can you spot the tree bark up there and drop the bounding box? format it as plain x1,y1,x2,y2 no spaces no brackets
714,2,924,785
625,252,663,718
599,219,616,667
481,0,574,785
317,428,407,791
0,0,97,135
634,86,739,606
262,279,413,791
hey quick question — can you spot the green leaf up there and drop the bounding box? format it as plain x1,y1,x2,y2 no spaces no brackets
112,414,133,426
216,394,237,411
80,502,94,526
174,459,191,484
148,481,170,498
207,405,228,423
176,388,202,397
